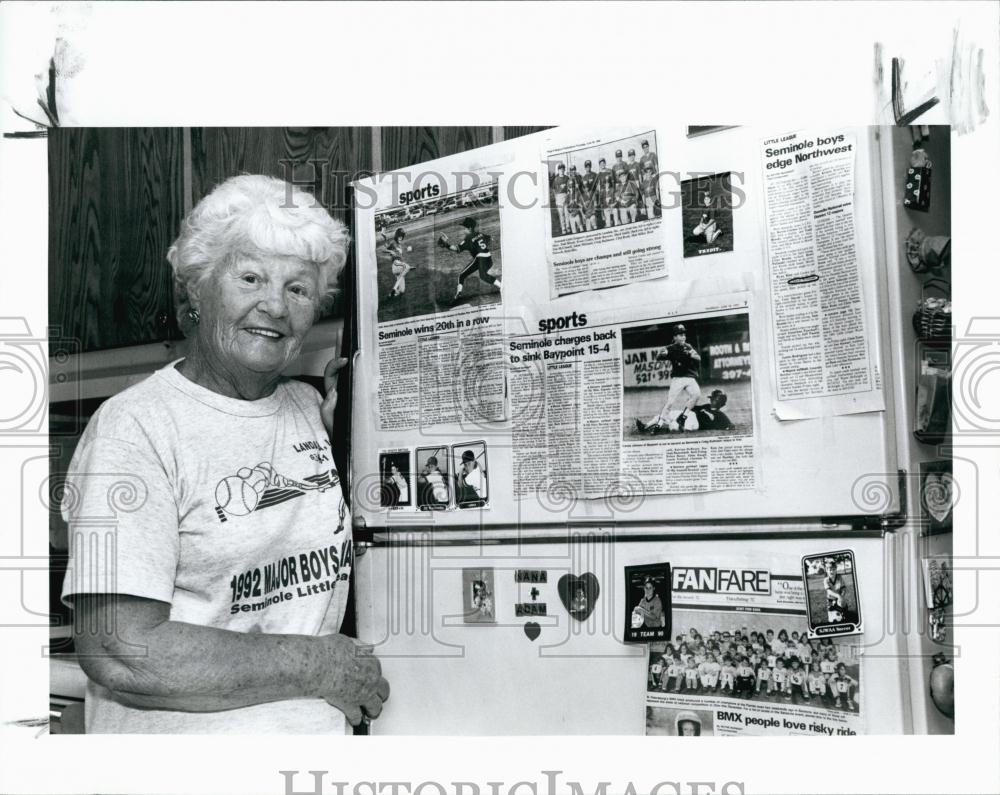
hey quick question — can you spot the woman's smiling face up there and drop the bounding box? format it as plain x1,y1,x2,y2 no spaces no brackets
196,254,320,376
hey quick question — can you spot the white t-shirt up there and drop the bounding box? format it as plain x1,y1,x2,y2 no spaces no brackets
461,465,485,499
60,361,352,734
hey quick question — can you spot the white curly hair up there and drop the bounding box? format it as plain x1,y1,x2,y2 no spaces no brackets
167,175,350,334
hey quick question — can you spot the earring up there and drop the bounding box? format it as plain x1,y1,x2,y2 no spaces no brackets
188,308,200,324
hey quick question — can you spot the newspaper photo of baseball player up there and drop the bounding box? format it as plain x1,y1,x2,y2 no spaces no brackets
621,312,753,442
546,131,661,239
681,172,735,257
374,181,503,324
802,550,863,638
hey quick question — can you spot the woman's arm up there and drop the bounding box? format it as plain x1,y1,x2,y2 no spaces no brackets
72,593,389,725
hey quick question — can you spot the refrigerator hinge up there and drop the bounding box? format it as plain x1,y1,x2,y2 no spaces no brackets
871,469,908,532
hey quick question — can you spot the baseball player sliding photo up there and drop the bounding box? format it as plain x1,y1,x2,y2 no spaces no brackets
622,312,752,442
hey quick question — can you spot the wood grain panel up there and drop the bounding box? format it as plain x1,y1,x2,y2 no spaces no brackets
379,127,493,172
502,126,554,142
190,127,374,223
48,128,184,354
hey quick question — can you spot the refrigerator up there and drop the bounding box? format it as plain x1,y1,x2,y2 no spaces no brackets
346,125,953,736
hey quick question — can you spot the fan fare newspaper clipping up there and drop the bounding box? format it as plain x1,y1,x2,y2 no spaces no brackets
508,295,756,498
645,554,864,737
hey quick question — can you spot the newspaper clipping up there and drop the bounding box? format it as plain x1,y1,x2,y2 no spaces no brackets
761,129,884,418
371,176,506,431
508,295,756,499
645,554,865,737
543,127,667,298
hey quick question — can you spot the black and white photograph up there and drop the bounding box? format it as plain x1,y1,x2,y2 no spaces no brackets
803,551,863,638
681,172,735,257
920,460,955,534
621,312,752,441
379,450,412,509
647,616,861,713
451,441,489,508
645,705,715,736
375,182,503,324
624,563,671,643
415,446,451,510
546,131,660,238
462,567,496,624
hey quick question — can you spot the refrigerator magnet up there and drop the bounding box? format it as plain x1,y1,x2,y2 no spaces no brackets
463,567,496,624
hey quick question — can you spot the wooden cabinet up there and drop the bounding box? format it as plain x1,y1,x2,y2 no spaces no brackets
190,127,374,225
503,126,553,142
380,126,493,172
48,128,185,355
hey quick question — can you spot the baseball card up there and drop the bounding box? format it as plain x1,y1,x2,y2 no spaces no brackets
462,567,496,624
802,550,863,638
374,180,503,324
624,563,671,644
377,450,412,510
451,441,489,509
919,460,954,534
415,446,451,511
681,172,735,257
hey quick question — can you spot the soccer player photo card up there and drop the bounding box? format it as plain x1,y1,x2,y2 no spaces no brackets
624,563,671,643
801,550,863,639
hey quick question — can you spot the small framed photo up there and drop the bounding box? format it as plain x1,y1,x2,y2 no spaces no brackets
919,460,954,534
452,441,489,509
415,446,451,510
624,563,671,643
802,550,863,638
463,567,495,624
378,450,411,510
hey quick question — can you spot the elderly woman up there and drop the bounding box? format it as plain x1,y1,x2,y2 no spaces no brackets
61,175,388,733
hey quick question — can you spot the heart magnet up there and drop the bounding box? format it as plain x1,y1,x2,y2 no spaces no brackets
557,572,600,621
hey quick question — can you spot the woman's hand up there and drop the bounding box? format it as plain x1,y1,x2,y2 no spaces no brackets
321,333,349,438
313,634,391,726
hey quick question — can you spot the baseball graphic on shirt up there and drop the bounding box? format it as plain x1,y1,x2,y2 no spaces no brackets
215,475,261,516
